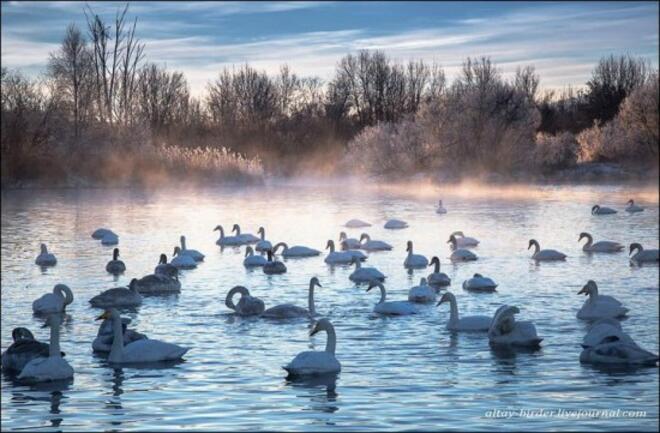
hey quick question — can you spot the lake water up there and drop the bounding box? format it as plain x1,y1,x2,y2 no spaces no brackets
1,180,658,431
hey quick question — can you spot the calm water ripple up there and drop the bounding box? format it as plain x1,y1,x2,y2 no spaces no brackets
1,183,658,431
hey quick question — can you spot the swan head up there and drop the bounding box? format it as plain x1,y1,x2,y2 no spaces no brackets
447,235,457,246
226,286,249,310
173,246,181,256
578,232,590,242
591,205,600,214
629,242,643,256
309,318,331,336
213,225,222,232
112,248,120,260
578,280,598,296
339,232,347,241
309,277,322,288
406,240,413,252
627,199,634,205
473,273,483,278
340,240,349,251
258,226,265,235
54,284,73,305
436,292,453,306
232,224,240,234
128,278,140,292
245,246,254,257
451,231,464,237
528,239,538,250
430,256,440,268
325,240,334,250
12,327,35,342
159,253,167,264
359,233,370,242
95,308,120,321
40,243,48,254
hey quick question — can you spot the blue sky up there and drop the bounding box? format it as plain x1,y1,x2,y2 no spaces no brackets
2,1,658,96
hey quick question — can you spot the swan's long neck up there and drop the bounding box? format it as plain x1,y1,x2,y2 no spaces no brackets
447,294,459,323
531,241,540,254
434,259,440,273
328,241,335,253
41,244,48,254
226,286,248,310
55,285,74,307
308,282,316,315
323,323,336,354
583,234,593,248
49,317,61,357
109,314,124,363
587,287,599,302
378,285,386,304
180,236,187,250
260,229,265,240
218,227,224,240
407,245,413,257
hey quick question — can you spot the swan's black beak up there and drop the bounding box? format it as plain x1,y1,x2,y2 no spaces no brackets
577,286,587,295
436,299,446,306
95,311,109,321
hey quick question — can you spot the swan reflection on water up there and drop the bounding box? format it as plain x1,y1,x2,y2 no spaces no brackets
5,378,71,428
285,373,339,414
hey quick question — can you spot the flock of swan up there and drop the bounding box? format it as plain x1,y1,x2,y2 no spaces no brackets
4,198,659,384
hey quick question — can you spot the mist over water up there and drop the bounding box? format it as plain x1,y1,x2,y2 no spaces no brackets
1,181,658,431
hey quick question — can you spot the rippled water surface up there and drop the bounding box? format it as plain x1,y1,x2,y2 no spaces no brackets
1,182,659,431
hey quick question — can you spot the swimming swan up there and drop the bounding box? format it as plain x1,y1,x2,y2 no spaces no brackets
349,258,385,283
283,318,341,376
450,231,479,247
447,235,478,262
233,224,260,244
261,277,321,318
462,273,497,292
591,205,617,215
214,225,242,246
2,328,65,373
359,233,393,251
273,242,321,258
171,246,197,269
225,286,265,316
580,335,659,366
576,280,628,320
35,243,57,267
528,239,566,261
345,219,371,228
427,257,451,287
255,227,272,252
324,240,355,265
437,292,491,331
136,273,181,294
244,246,267,267
579,232,624,253
92,228,116,239
179,235,205,261
436,200,447,214
96,309,189,363
629,243,659,265
367,282,417,315
624,199,644,213
384,218,408,229
488,305,542,347
155,254,179,278
408,278,436,303
17,314,73,383
32,284,74,315
89,278,143,308
263,250,287,275
339,240,368,262
581,319,635,349
105,248,126,274
92,317,148,353
403,240,429,268
339,232,361,250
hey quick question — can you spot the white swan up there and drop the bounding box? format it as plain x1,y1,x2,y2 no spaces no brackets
349,258,385,283
324,240,355,265
581,319,635,349
283,319,341,376
96,309,189,363
273,242,321,258
403,240,428,268
92,228,116,240
408,278,436,303
263,250,287,275
339,240,368,262
262,277,321,318
171,246,197,269
436,200,447,214
447,235,478,262
89,278,143,308
155,254,179,278
101,232,119,245
244,246,267,267
339,232,361,250
437,292,491,331
233,224,260,244
528,239,566,261
629,243,659,265
625,199,644,213
450,231,479,247
359,233,393,251
579,232,624,253
32,284,74,315
427,257,451,287
580,336,659,366
2,328,64,373
179,235,205,261
214,225,243,246
225,286,265,316
345,219,371,228
35,243,57,266
488,305,542,347
92,317,148,353
367,282,417,315
136,273,181,294
105,248,126,274
591,204,617,215
255,227,272,252
384,218,408,229
462,273,497,292
17,314,73,383
576,280,628,320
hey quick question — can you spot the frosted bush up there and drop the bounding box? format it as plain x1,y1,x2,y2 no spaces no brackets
534,131,579,170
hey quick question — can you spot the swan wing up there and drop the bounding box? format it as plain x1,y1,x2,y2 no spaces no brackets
17,356,73,382
121,339,188,363
284,351,341,375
